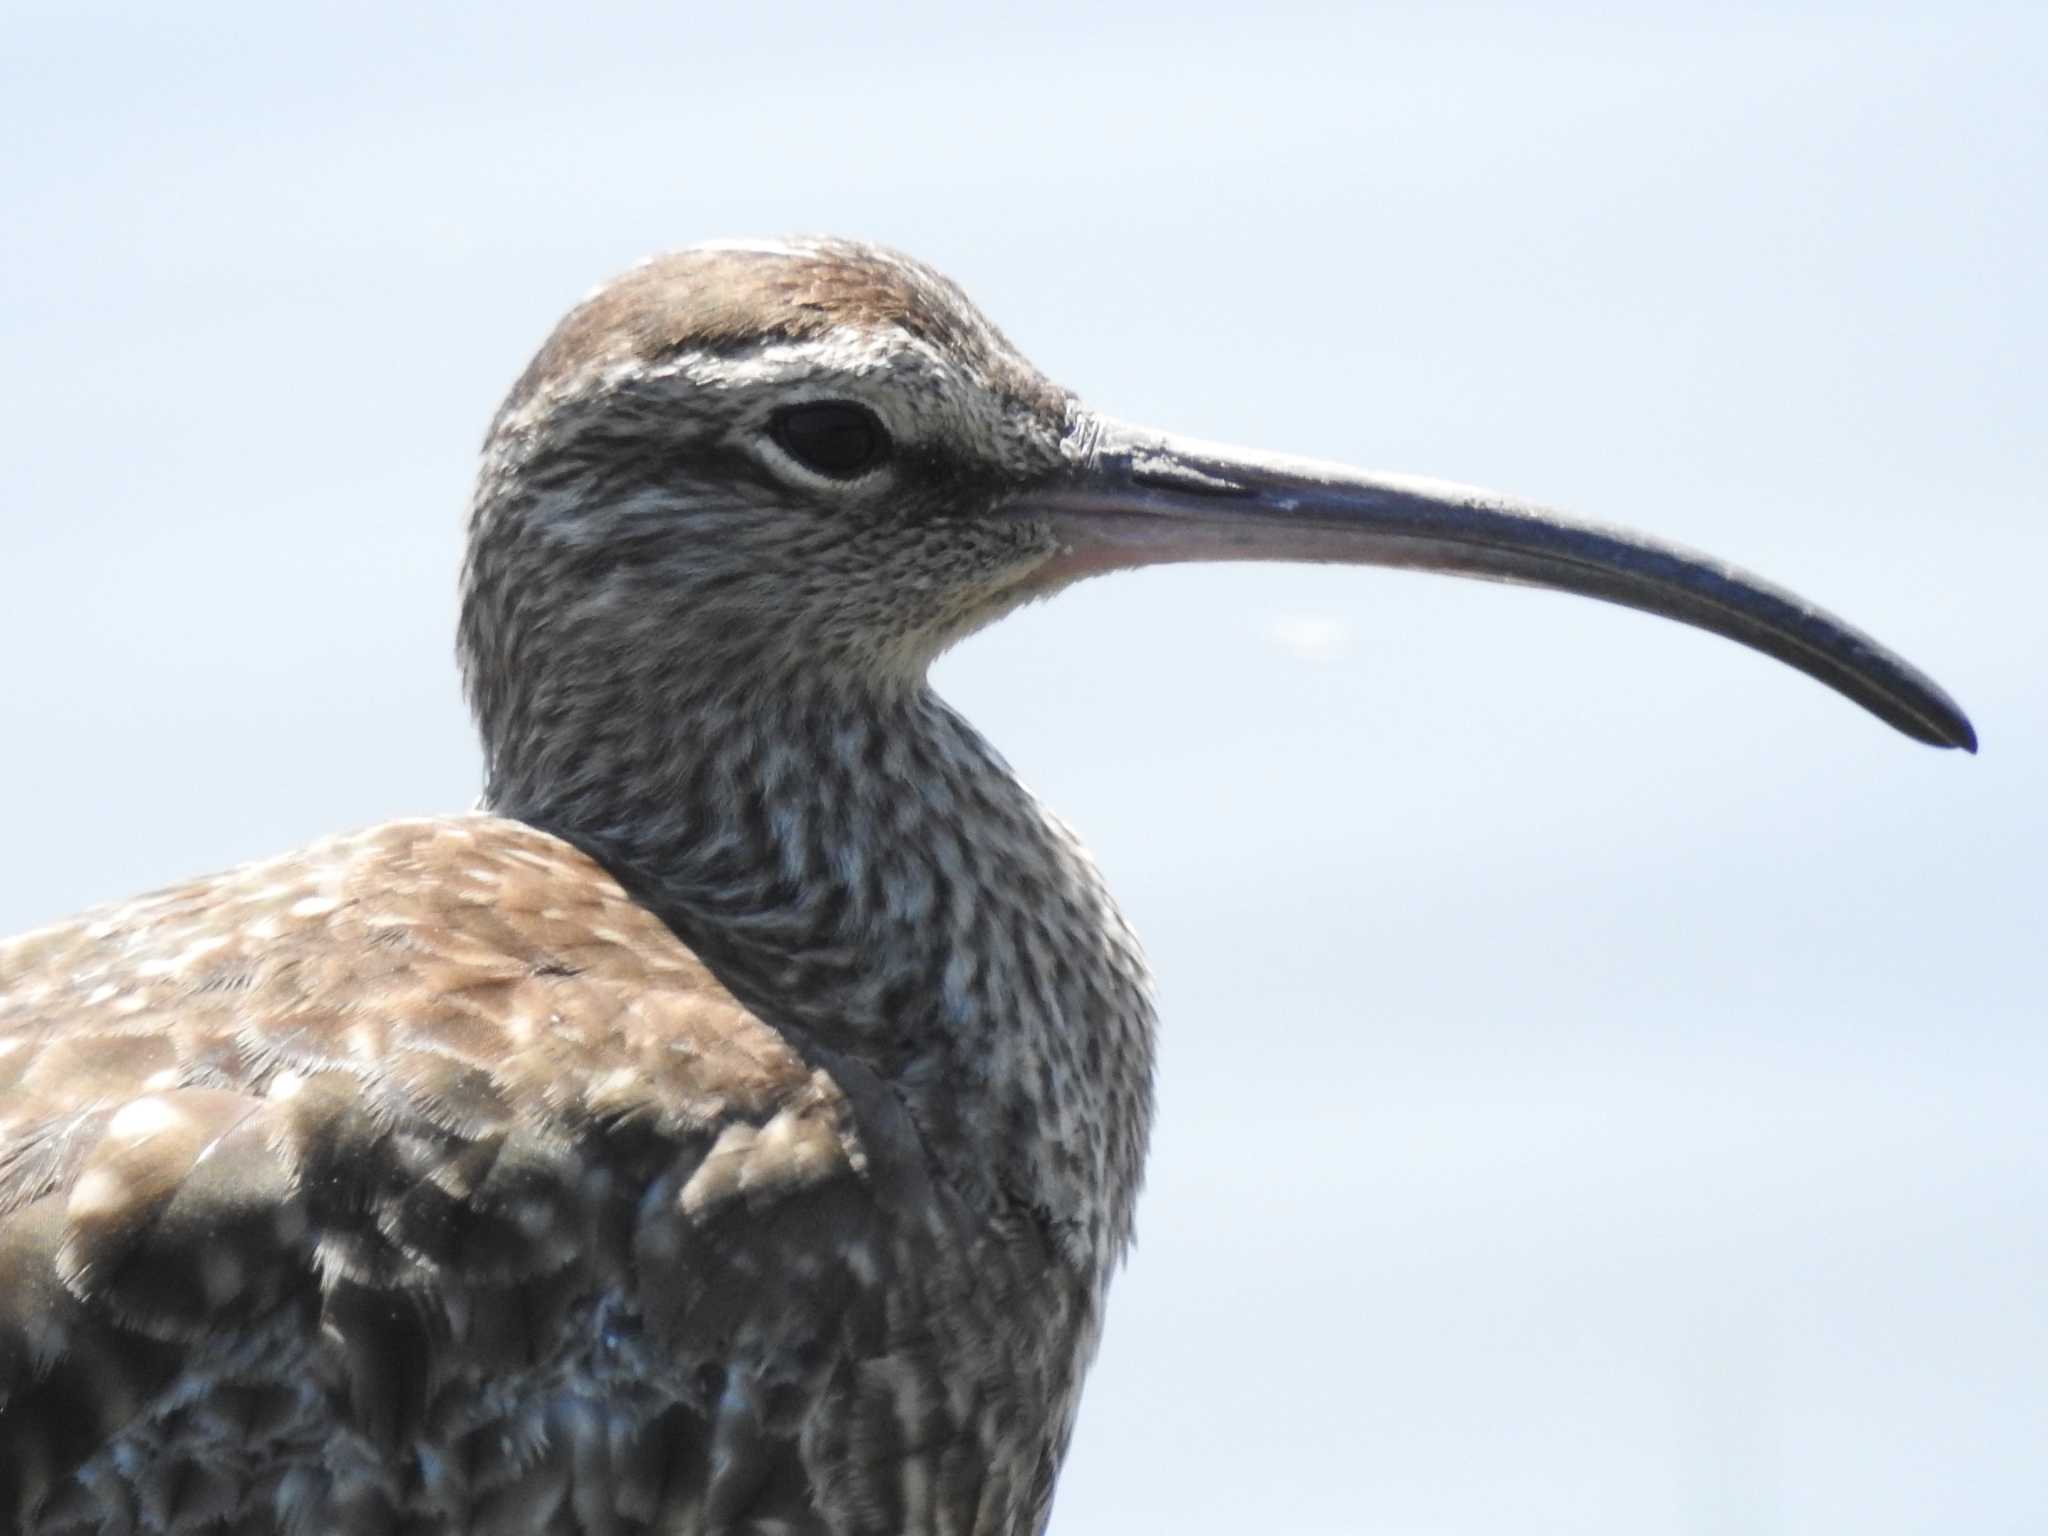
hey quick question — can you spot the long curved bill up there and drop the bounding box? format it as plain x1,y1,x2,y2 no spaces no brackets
1025,415,1975,751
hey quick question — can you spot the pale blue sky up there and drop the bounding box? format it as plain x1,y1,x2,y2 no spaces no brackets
4,5,2042,1531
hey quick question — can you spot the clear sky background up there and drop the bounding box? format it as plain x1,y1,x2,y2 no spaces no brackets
3,4,2042,1531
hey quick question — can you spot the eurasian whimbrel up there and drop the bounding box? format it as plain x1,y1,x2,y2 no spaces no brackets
0,238,1973,1535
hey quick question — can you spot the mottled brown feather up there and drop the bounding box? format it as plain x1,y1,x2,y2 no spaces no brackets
0,816,1085,1533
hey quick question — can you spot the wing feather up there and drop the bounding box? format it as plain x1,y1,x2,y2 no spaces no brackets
0,816,920,1534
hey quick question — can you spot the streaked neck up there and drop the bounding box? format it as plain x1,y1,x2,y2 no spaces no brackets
484,671,1157,1286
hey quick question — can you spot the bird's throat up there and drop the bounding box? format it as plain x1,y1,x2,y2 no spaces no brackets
489,676,1158,1288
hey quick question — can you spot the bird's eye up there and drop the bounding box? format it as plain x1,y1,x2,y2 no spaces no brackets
769,401,891,480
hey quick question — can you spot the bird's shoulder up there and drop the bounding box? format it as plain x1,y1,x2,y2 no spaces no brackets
0,812,856,1160
0,814,908,1531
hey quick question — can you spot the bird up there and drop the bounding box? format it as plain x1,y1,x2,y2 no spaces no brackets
0,236,1974,1536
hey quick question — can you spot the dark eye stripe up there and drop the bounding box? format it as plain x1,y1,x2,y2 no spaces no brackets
771,401,890,479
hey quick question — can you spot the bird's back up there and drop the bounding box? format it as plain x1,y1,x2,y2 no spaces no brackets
0,816,1084,1534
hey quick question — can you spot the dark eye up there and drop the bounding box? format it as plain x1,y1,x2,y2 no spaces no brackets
770,401,891,479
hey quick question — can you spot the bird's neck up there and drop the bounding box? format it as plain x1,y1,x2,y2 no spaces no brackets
486,669,1156,1285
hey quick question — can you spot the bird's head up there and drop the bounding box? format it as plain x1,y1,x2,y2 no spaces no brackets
462,238,1081,712
460,235,1973,803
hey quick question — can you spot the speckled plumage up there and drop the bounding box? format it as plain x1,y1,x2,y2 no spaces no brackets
3,240,1152,1535
0,235,1973,1536
0,818,1113,1534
